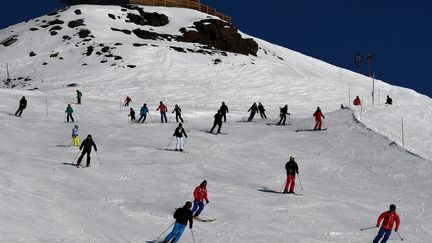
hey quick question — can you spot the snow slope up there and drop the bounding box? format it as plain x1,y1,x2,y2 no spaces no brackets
0,4,432,242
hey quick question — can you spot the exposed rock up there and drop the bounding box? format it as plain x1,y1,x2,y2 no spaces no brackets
86,46,94,56
78,29,91,38
24,78,32,81
74,9,82,15
111,28,131,35
133,43,147,47
50,52,59,58
42,62,48,65
127,65,136,68
67,83,78,87
1,35,18,46
50,31,58,36
30,28,39,31
101,46,110,53
49,25,62,31
170,46,186,53
29,52,37,57
100,59,108,63
114,56,123,60
105,54,114,58
68,19,85,28
114,43,123,46
213,58,221,64
81,63,87,66
108,14,116,20
48,19,64,25
132,29,172,41
63,35,72,41
126,12,169,27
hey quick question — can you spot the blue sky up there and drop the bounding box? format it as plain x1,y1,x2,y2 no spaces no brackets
1,1,431,97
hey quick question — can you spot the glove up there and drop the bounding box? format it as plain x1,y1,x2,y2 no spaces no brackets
206,200,209,204
376,225,379,228
395,228,398,232
189,224,193,229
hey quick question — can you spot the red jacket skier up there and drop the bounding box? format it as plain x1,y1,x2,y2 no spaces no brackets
191,180,209,217
313,107,325,130
353,96,361,106
373,204,400,243
156,101,168,123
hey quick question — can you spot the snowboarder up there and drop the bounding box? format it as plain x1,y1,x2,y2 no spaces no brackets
163,201,193,243
385,95,393,105
76,134,98,167
72,125,80,147
192,180,209,217
173,123,188,151
124,96,132,106
284,156,299,193
353,96,361,106
373,204,400,243
258,102,267,119
14,96,27,117
76,90,82,105
210,110,223,134
172,104,184,123
65,104,74,123
219,101,229,122
247,102,258,122
313,106,325,130
138,103,149,123
128,107,136,122
156,101,168,123
278,104,290,125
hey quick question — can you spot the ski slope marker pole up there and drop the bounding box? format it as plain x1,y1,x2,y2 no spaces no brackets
396,231,404,241
156,221,175,240
96,151,102,165
360,226,376,231
191,228,196,243
297,173,304,191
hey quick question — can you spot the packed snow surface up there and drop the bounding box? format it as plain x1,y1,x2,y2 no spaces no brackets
0,4,432,243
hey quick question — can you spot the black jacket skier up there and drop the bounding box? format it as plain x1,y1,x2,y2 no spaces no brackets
219,102,229,122
258,102,267,119
278,105,289,125
76,134,98,167
385,95,393,105
173,124,188,138
163,201,193,243
285,157,299,175
210,110,223,134
172,104,184,123
15,96,27,117
247,103,258,122
128,108,136,121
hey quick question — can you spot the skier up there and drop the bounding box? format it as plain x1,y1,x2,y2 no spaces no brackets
124,96,132,106
219,101,229,122
173,123,188,151
76,134,97,167
172,104,184,123
373,204,400,243
76,90,82,105
65,104,75,123
353,96,361,106
278,104,289,125
258,102,267,119
192,180,209,218
14,96,27,117
313,106,325,130
385,95,393,105
247,102,258,122
284,156,299,193
138,103,149,123
72,125,80,147
163,201,193,243
156,101,168,123
210,110,223,134
128,107,136,122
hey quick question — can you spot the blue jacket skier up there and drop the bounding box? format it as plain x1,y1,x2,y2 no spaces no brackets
138,104,149,123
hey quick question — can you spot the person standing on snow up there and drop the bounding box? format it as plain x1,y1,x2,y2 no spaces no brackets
76,134,97,167
65,104,75,123
138,103,149,123
173,123,188,151
278,104,289,125
284,156,299,194
385,95,393,105
192,180,209,218
124,96,132,106
128,107,136,122
210,110,223,134
76,90,82,105
14,96,27,117
373,204,400,243
163,201,193,243
172,104,184,123
258,102,267,119
247,102,258,122
313,106,325,130
353,96,361,106
72,125,80,147
156,101,168,123
219,101,229,123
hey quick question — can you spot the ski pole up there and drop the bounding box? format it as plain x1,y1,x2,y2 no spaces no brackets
297,173,304,191
166,136,174,149
396,231,404,241
72,150,81,164
279,179,286,193
183,137,187,147
360,226,376,231
156,221,175,240
61,138,72,142
96,151,102,165
190,228,196,243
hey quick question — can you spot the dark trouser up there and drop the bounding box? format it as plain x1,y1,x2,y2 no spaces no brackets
124,101,130,106
67,114,74,122
373,227,392,243
77,98,81,104
192,200,205,217
278,114,286,125
138,114,146,123
259,111,267,119
15,107,25,117
160,112,167,123
130,114,136,121
222,113,227,122
210,122,222,133
247,111,256,122
175,114,184,123
77,150,91,167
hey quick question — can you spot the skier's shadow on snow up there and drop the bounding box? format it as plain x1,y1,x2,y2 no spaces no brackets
62,162,77,166
256,188,280,194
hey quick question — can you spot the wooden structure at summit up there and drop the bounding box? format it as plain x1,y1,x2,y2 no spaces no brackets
129,0,231,23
